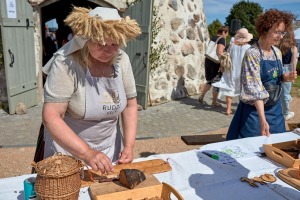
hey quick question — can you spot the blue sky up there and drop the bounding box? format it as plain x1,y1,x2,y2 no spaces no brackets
203,0,300,25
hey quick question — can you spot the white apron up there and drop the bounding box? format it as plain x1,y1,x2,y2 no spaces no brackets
44,65,127,162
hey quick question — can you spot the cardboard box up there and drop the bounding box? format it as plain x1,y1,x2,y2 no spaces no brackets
263,139,300,168
90,182,183,200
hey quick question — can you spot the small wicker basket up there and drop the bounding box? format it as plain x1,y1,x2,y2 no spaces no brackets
32,153,83,200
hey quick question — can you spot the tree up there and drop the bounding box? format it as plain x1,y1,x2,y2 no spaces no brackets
207,19,223,39
225,1,263,38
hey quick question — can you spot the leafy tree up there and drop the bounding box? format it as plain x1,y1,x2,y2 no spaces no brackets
207,19,222,39
225,0,263,38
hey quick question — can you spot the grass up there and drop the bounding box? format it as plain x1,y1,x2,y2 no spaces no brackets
291,77,300,97
291,61,300,97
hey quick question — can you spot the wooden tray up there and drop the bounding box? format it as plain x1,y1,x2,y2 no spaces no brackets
263,139,300,168
89,174,160,199
287,123,300,131
181,133,226,145
277,168,300,190
89,181,184,200
81,159,171,187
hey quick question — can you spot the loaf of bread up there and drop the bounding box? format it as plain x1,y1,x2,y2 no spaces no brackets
119,169,146,189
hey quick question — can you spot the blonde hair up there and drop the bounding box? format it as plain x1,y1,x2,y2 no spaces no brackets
279,29,296,55
72,42,91,68
64,6,141,46
72,41,117,68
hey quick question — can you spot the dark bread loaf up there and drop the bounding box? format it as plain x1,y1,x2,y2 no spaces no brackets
119,169,146,189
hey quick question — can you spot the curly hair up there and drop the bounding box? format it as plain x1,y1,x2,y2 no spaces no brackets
255,9,295,38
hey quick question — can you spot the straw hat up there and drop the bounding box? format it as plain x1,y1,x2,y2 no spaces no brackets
64,6,141,46
234,28,253,43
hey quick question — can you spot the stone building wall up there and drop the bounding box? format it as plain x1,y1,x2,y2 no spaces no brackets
31,0,209,106
0,0,209,110
29,0,209,106
148,0,208,105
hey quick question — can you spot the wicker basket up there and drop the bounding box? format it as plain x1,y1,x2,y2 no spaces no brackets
32,153,83,200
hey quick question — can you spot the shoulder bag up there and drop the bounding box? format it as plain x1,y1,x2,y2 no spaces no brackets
205,36,222,63
219,45,232,71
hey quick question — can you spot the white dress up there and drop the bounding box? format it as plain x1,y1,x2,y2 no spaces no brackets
213,43,251,97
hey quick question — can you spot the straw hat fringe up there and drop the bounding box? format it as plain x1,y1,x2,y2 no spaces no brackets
64,6,141,46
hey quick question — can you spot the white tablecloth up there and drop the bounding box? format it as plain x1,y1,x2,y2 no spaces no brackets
1,132,299,200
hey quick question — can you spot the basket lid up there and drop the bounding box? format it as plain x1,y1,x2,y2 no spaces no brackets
34,153,83,178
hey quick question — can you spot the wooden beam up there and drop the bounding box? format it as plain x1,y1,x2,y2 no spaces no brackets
181,134,226,145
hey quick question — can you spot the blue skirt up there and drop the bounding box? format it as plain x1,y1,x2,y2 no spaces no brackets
226,101,286,140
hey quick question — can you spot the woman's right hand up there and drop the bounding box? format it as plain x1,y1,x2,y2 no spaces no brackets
254,100,270,137
260,119,270,137
84,149,114,174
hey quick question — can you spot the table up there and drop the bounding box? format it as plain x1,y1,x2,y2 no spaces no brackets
1,132,299,200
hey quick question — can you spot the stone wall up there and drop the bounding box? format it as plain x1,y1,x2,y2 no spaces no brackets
28,0,209,107
148,0,208,105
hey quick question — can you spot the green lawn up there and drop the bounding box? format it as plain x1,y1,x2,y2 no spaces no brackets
291,62,300,98
291,77,300,97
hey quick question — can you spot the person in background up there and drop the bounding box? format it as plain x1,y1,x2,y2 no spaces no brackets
213,28,252,115
41,6,141,174
229,29,239,45
43,32,57,65
67,32,73,41
229,36,235,44
278,29,298,121
198,26,229,106
226,9,297,140
55,15,73,48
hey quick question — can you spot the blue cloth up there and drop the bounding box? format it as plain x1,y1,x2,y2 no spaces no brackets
280,80,292,115
280,48,293,115
226,45,286,140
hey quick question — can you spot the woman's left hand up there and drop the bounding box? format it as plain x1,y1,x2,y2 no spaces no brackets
117,146,134,164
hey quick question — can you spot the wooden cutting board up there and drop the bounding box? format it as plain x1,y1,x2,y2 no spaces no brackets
81,159,171,187
277,168,300,190
181,133,226,145
88,174,161,200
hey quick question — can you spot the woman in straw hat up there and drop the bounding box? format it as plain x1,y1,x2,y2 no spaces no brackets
41,6,141,173
213,28,252,115
226,9,297,140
